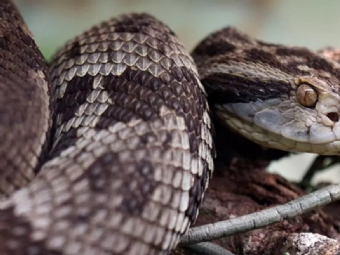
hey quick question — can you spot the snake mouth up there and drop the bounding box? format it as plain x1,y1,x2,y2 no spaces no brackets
221,113,340,155
216,100,340,155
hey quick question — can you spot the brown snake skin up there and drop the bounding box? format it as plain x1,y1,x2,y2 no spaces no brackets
0,0,51,197
2,1,340,255
0,1,214,255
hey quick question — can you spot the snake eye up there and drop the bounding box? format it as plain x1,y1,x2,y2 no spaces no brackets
296,83,318,108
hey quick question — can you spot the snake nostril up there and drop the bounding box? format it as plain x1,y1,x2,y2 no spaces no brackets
327,112,339,122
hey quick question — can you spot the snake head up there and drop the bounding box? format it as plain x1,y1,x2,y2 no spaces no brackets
192,27,340,155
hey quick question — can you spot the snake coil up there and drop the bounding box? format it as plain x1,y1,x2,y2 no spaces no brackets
0,1,214,255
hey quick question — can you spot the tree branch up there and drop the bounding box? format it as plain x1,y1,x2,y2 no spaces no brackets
180,184,340,245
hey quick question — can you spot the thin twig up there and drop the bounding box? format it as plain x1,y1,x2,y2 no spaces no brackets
300,155,340,188
180,184,340,245
185,242,236,255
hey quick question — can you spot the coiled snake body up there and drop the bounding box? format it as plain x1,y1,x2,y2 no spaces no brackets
0,2,213,254
1,1,340,255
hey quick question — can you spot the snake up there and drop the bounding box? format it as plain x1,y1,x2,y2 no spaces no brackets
192,27,340,156
0,0,340,254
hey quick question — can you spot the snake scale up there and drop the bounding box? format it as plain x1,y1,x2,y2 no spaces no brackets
1,0,340,254
0,1,215,254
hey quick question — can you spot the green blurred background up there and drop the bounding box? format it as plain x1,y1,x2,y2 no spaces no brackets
12,0,340,183
13,0,340,60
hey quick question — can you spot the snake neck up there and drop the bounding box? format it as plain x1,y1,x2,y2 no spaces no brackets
213,117,289,171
